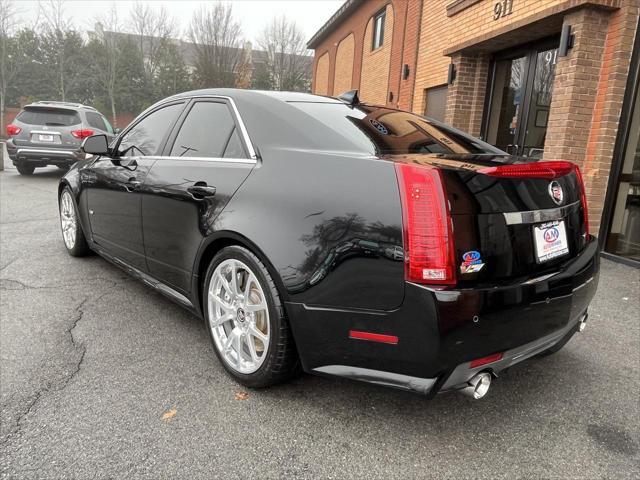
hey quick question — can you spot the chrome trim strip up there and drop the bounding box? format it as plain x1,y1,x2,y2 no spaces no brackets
16,148,75,156
149,155,256,165
30,130,62,135
502,200,581,225
313,365,437,395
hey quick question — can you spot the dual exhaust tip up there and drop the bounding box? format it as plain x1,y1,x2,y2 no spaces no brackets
462,372,492,400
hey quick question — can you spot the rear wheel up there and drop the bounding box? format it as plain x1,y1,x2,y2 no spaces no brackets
204,246,299,388
16,164,35,175
59,187,90,257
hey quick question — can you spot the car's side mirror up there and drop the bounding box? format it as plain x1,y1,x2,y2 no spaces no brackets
82,134,110,155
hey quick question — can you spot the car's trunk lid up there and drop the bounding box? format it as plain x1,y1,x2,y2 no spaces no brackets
389,153,589,286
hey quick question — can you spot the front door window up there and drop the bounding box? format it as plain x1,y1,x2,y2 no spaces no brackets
485,45,558,158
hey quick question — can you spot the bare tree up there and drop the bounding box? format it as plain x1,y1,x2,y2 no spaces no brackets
258,16,311,91
89,6,120,127
130,2,175,80
39,0,72,100
188,3,242,88
0,0,17,135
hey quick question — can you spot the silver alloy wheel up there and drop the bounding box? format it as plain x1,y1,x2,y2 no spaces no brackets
60,191,77,250
208,259,270,374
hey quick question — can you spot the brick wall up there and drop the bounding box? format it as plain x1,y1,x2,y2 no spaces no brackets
360,4,395,104
334,33,356,94
314,52,330,95
444,53,490,136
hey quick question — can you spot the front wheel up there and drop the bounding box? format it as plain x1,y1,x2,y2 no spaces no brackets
204,246,300,388
59,187,90,257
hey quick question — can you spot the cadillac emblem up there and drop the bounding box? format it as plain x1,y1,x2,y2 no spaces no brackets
548,181,564,205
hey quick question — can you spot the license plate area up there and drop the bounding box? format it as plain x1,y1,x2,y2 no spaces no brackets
533,220,569,263
38,134,54,142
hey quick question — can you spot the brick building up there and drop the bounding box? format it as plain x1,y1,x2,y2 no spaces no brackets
308,0,640,265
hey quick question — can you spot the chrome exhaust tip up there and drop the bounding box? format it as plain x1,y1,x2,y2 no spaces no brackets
462,372,492,399
578,313,588,333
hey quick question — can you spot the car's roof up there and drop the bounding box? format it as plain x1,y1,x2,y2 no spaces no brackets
169,88,343,104
23,101,98,111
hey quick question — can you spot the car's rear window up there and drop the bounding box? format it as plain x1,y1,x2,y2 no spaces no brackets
289,102,504,156
17,108,81,127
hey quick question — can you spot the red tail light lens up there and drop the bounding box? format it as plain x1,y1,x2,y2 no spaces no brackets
71,129,94,139
395,163,456,285
574,165,590,236
6,124,21,136
478,161,574,179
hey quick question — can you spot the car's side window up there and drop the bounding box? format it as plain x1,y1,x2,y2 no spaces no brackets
86,111,109,133
169,101,247,158
119,103,184,157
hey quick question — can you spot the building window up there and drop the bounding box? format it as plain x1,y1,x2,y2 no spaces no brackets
424,85,448,122
372,10,386,50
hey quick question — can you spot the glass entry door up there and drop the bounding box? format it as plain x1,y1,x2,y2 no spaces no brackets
485,45,558,158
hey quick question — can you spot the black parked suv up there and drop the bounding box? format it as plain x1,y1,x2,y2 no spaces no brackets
5,101,115,175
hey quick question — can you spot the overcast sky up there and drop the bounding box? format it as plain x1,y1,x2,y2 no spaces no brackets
13,0,343,46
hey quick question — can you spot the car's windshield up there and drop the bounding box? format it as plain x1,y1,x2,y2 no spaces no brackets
17,107,81,127
289,102,505,156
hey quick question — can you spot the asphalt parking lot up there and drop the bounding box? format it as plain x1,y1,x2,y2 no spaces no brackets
1,159,639,479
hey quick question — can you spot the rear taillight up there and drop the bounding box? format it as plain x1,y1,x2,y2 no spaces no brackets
71,129,94,139
6,124,21,136
574,165,590,236
478,161,574,179
395,163,456,285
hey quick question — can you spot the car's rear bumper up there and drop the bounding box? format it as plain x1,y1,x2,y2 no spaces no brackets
8,145,84,166
290,236,600,395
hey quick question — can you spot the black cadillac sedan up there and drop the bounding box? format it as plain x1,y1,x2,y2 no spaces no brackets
58,89,599,399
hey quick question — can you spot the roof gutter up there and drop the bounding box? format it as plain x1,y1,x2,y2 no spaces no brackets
306,0,363,49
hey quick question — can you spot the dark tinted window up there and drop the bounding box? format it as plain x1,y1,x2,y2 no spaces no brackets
85,111,113,134
17,108,80,126
223,129,246,158
289,102,504,156
372,10,385,49
119,103,183,156
170,102,244,158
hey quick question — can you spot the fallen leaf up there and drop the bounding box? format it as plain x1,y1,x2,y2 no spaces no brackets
235,391,249,401
162,408,177,421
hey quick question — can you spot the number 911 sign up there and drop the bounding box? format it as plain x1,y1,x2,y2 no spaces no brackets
494,0,514,20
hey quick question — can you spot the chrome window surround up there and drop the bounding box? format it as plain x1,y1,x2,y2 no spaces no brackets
502,200,581,225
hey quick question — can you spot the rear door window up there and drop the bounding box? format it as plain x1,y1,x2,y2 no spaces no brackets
119,103,184,156
86,111,114,134
169,101,246,158
17,108,81,127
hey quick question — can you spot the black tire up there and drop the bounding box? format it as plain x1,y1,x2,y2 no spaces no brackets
59,187,91,257
16,163,35,175
203,245,300,388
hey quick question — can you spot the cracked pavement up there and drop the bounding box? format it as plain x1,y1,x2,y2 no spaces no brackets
1,161,639,479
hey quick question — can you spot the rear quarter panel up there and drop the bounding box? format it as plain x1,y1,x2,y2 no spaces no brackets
215,146,405,311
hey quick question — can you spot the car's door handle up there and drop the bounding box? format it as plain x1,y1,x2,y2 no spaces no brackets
188,184,217,198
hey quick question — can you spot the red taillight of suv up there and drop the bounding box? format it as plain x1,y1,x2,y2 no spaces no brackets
71,129,94,139
395,163,456,286
6,124,21,136
478,161,590,236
